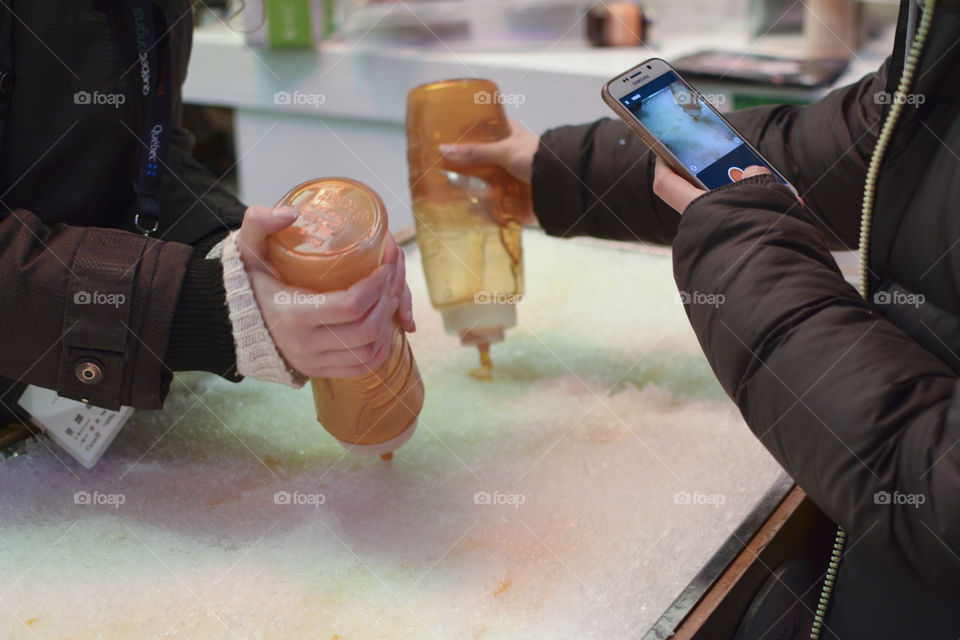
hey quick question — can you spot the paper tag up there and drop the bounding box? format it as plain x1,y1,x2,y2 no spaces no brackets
17,385,133,469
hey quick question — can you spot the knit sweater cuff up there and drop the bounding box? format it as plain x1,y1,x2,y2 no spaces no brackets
220,231,308,388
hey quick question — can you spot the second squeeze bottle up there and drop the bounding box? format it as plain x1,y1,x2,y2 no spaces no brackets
406,79,528,379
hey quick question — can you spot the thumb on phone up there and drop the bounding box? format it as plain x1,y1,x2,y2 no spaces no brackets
739,165,772,180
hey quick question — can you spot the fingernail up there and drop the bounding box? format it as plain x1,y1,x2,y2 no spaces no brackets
273,206,298,220
438,144,457,157
405,309,416,331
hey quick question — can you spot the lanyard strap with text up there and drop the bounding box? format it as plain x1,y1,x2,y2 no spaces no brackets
127,0,171,236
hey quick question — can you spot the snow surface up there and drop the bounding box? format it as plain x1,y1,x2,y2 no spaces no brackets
0,231,784,639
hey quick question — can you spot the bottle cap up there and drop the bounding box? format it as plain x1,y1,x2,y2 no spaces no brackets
441,303,516,345
265,177,388,292
459,326,507,347
333,420,419,457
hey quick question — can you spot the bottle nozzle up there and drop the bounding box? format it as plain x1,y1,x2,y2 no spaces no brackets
439,304,513,378
469,341,495,381
459,326,506,347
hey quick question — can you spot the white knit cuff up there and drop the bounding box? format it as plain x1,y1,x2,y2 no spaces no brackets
220,231,308,388
205,236,228,259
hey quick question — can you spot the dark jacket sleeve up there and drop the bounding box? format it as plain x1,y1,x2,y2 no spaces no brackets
673,175,960,588
530,60,890,250
0,210,195,410
0,151,241,414
531,117,680,243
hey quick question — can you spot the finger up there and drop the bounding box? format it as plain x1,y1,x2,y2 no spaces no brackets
398,283,415,333
380,236,414,331
505,117,537,184
302,335,394,379
301,331,393,372
383,233,399,268
306,266,391,326
388,239,407,301
237,205,298,275
505,116,524,136
652,158,705,214
741,165,772,180
439,139,510,168
303,348,390,379
737,165,804,206
309,286,397,352
382,235,401,297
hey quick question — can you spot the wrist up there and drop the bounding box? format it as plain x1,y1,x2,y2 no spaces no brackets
220,231,308,388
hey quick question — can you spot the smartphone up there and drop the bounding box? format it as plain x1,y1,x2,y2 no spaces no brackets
601,58,797,194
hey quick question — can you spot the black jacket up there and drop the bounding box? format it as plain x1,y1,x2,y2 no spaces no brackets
531,0,960,636
0,1,244,416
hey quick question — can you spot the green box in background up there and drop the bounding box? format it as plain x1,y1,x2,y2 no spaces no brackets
244,0,338,48
267,0,314,47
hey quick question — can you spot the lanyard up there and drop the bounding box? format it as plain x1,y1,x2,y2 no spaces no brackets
126,0,171,237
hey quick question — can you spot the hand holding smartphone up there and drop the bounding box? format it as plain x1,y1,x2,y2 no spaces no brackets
602,58,798,196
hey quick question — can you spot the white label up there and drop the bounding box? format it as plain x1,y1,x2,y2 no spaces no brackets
17,385,133,469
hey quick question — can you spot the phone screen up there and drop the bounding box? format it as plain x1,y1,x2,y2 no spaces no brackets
619,70,784,190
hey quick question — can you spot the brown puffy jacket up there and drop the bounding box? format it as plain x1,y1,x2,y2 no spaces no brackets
532,0,960,636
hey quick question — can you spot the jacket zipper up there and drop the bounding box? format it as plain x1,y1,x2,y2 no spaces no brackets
810,0,937,637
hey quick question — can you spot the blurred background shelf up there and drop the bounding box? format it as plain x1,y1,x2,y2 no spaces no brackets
183,6,892,227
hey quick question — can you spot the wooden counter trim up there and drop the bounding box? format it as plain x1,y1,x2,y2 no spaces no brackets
672,485,836,640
